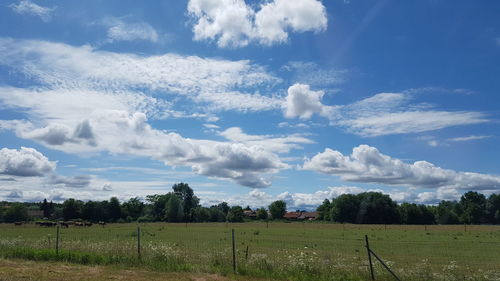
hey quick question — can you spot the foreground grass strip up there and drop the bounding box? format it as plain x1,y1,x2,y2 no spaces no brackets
0,258,269,281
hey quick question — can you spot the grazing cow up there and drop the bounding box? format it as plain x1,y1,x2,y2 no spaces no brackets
74,222,84,227
84,222,92,227
59,222,69,228
98,221,106,227
14,222,23,226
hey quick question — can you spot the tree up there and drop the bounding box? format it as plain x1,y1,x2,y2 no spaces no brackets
399,203,435,224
107,197,122,222
331,194,360,223
146,194,172,220
227,206,244,222
62,198,83,221
81,201,99,221
40,199,53,218
268,200,286,220
164,195,183,222
122,197,144,221
436,200,460,224
316,199,331,221
193,206,210,222
4,203,29,222
256,208,268,220
173,182,199,222
216,202,230,215
486,194,500,224
356,192,399,224
208,206,226,222
459,191,487,224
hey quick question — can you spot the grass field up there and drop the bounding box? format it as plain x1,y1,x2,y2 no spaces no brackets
1,222,499,281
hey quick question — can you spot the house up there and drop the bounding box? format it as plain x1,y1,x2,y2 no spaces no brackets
243,210,257,219
298,211,320,221
283,211,302,220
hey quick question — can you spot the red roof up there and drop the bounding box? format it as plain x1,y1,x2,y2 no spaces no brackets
283,212,302,219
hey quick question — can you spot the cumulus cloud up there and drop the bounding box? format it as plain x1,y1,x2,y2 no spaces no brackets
9,0,55,22
187,0,327,48
303,144,500,191
284,83,337,119
0,147,56,177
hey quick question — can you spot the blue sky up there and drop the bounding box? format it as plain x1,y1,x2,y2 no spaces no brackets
1,0,500,209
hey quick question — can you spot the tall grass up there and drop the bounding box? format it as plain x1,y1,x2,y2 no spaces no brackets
1,222,500,281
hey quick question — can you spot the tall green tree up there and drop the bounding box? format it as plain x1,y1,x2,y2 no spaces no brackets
164,194,183,222
486,194,500,224
122,197,144,220
107,197,122,222
173,183,199,221
256,207,268,220
268,200,286,220
356,192,399,224
331,194,360,223
316,199,331,221
62,198,83,221
459,191,487,224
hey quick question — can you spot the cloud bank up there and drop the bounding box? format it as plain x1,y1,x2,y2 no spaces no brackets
303,144,500,191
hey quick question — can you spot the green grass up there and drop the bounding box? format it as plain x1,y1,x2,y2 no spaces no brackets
1,222,500,281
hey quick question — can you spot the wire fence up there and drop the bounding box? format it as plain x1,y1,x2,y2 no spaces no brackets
1,222,500,280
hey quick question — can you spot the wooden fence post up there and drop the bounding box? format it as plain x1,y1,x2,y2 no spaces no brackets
365,235,375,281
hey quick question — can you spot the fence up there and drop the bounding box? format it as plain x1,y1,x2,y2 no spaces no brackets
1,222,500,280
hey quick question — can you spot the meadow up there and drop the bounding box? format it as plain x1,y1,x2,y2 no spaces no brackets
0,222,499,281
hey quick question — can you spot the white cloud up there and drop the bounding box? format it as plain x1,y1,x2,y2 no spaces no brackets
283,83,337,119
448,135,491,142
106,19,159,43
187,0,327,48
0,147,56,177
303,144,500,191
0,38,279,114
282,87,488,137
9,0,55,22
219,127,314,153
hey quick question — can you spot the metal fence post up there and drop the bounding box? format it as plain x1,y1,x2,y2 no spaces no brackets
137,225,141,260
232,229,236,274
365,235,375,281
56,225,60,255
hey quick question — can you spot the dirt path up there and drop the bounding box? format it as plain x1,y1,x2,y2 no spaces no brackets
0,259,268,281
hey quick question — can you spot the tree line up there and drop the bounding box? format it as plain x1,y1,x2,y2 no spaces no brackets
0,182,499,225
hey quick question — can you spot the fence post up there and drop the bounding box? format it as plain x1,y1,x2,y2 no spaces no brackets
56,225,60,255
232,229,236,274
365,235,375,281
137,225,141,260
245,245,249,260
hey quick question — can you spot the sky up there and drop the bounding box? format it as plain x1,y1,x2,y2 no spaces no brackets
1,0,500,209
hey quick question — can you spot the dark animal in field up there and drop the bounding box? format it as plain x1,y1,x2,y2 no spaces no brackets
59,222,69,228
14,222,23,226
84,222,92,227
36,221,56,227
98,221,106,227
74,222,84,227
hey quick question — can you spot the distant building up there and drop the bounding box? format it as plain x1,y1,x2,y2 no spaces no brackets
298,211,320,221
243,210,257,219
283,211,302,220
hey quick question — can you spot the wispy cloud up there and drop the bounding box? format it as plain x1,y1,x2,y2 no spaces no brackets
448,135,492,142
104,18,159,43
9,0,55,22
